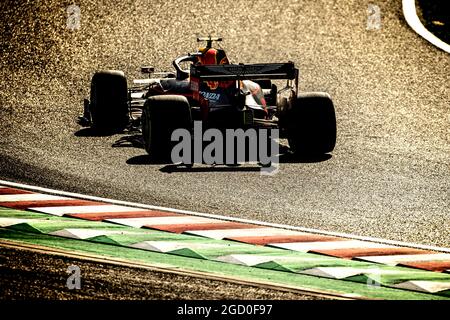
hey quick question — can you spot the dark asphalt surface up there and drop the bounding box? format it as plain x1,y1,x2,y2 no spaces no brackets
0,0,449,298
0,245,321,300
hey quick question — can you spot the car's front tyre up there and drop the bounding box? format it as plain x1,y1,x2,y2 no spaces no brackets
89,70,129,133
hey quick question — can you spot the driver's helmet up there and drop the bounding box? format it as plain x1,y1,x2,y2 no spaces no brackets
197,48,229,65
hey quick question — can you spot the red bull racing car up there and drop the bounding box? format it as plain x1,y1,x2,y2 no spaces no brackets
78,37,336,160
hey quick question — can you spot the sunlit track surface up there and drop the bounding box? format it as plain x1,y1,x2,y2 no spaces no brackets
0,0,449,259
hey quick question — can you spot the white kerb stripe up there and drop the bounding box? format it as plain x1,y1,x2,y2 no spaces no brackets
107,216,219,228
216,255,279,266
0,194,70,202
357,253,450,266
49,229,127,239
270,240,394,252
185,228,307,240
300,267,410,280
300,267,367,279
29,205,148,216
0,218,29,227
131,241,229,253
394,280,450,293
215,254,324,267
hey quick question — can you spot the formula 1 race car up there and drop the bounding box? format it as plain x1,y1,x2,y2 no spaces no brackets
78,37,336,160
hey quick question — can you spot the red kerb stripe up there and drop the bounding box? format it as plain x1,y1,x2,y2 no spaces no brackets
225,234,343,246
66,210,181,221
399,261,450,273
0,188,34,195
0,200,105,209
145,222,257,234
312,247,431,259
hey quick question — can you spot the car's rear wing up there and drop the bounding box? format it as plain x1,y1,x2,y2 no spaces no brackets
190,62,298,81
190,62,299,95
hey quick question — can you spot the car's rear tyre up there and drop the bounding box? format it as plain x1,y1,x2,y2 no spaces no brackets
90,70,129,132
285,92,336,155
142,95,192,160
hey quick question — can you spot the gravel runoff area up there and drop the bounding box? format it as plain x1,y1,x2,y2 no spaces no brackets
0,245,326,300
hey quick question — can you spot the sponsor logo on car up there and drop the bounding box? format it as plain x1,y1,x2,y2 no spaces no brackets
199,91,221,101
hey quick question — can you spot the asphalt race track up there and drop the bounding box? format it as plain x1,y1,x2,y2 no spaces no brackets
0,0,449,298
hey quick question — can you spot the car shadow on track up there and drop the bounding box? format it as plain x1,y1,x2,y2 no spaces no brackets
126,150,332,173
75,131,332,172
155,153,332,174
111,134,144,148
75,127,141,138
75,127,118,137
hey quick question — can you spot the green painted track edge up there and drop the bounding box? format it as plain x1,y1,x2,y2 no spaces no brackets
1,207,449,299
1,228,447,300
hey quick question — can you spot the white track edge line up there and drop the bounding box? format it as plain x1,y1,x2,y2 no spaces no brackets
1,179,449,253
402,0,450,54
